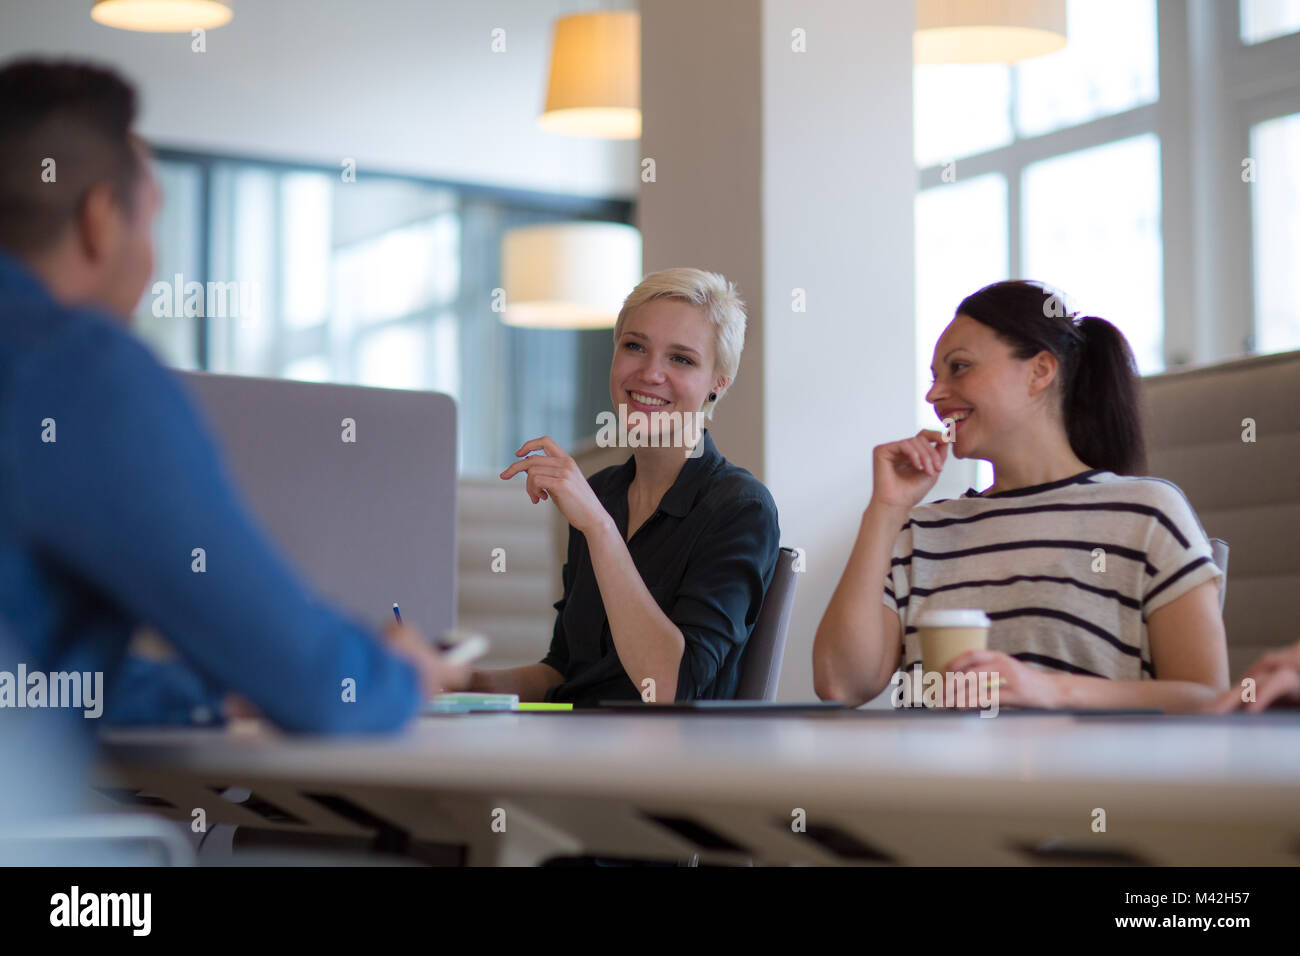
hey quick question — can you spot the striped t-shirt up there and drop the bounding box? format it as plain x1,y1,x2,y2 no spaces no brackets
882,469,1223,680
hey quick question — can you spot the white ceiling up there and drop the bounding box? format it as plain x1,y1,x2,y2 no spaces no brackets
0,0,639,199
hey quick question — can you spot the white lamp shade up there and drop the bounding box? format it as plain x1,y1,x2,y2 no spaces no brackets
539,11,641,139
915,0,1066,63
91,0,233,32
501,223,642,329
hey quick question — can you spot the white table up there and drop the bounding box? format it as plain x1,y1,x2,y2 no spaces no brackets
95,710,1300,865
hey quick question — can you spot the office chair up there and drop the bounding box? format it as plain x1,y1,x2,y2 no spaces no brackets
1210,538,1229,611
735,546,800,701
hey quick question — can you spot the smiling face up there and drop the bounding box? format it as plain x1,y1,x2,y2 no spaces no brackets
609,297,723,436
925,313,1061,460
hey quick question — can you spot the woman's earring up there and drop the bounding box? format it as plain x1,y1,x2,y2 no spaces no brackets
708,392,717,402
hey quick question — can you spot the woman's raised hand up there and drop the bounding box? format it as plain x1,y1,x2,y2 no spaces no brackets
871,429,949,512
499,436,611,536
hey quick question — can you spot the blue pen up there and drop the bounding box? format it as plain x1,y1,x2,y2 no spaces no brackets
392,603,403,625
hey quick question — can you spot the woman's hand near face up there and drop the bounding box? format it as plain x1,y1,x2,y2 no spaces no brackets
871,429,949,512
499,436,611,536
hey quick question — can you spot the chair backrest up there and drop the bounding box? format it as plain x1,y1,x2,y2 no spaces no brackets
735,547,799,701
1209,538,1229,611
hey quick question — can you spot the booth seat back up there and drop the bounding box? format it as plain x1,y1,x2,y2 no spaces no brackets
1142,350,1300,677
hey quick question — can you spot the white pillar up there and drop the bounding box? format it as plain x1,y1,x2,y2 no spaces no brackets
641,0,916,699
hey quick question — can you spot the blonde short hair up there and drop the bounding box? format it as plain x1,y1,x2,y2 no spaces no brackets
612,267,746,421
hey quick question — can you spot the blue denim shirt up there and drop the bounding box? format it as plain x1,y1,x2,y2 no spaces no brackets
0,249,419,731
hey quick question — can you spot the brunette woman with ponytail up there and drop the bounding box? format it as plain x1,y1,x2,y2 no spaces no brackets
815,280,1228,712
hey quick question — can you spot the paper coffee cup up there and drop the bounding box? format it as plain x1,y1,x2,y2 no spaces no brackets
916,609,991,674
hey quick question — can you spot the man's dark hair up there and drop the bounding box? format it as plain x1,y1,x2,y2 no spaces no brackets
0,59,143,257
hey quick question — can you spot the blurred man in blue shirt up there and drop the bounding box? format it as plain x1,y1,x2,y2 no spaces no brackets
0,59,463,732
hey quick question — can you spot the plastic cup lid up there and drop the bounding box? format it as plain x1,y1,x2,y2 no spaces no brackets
915,609,991,628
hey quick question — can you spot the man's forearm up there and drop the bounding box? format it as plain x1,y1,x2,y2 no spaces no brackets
13,334,423,733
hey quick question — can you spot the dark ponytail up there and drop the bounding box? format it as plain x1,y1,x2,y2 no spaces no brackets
955,280,1146,475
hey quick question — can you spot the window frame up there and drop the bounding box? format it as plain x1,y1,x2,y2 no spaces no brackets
1224,0,1300,355
150,145,633,368
914,0,1300,372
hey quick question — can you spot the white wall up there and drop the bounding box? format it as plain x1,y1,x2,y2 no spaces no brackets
0,0,639,199
760,0,917,702
639,0,765,471
641,0,917,700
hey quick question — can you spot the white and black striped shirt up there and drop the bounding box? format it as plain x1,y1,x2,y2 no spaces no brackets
882,469,1223,680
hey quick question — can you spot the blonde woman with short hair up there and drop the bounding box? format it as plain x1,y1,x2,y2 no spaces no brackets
461,267,780,706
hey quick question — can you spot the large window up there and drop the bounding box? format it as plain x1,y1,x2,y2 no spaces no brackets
915,0,1300,436
141,150,632,476
1014,0,1158,137
913,175,1007,429
1021,134,1164,373
1249,112,1300,354
914,0,1162,496
1240,0,1300,44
